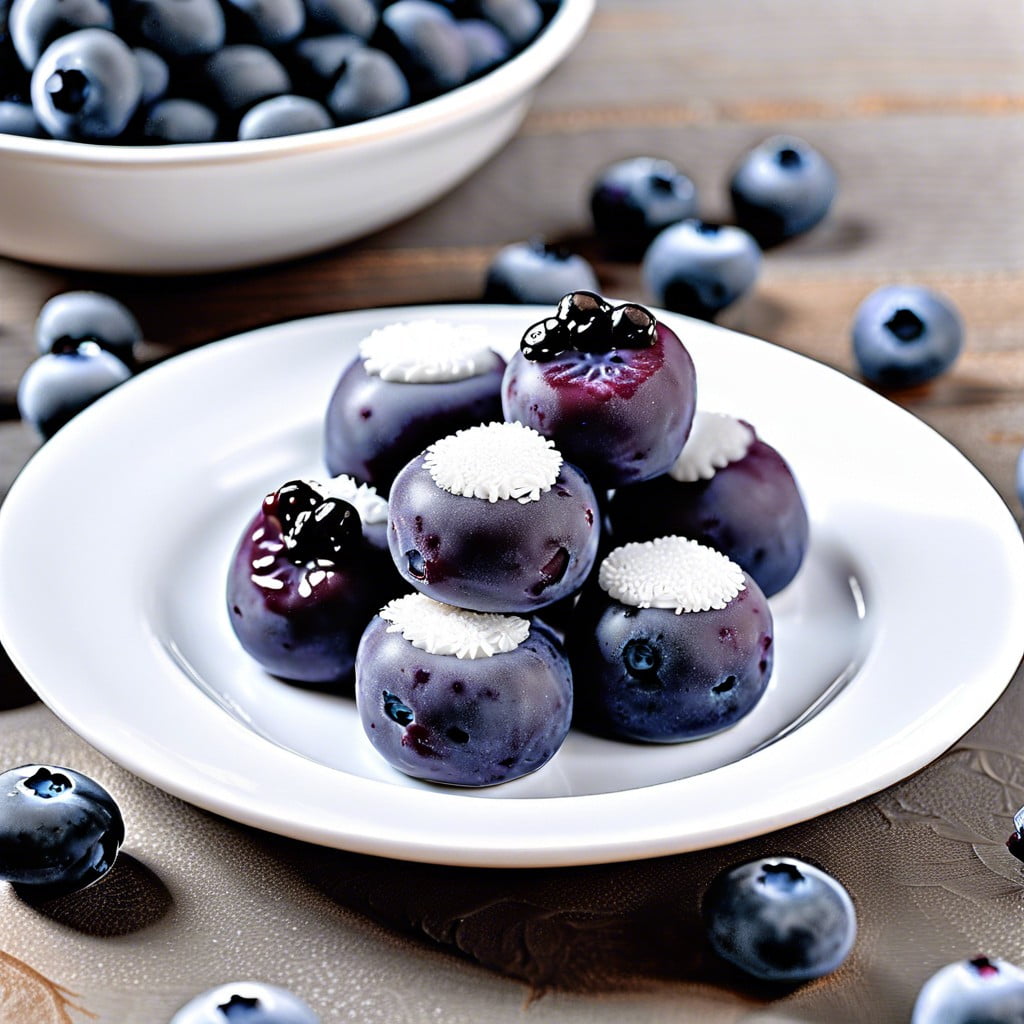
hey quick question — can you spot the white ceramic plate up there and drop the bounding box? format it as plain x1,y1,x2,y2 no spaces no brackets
2,305,1022,867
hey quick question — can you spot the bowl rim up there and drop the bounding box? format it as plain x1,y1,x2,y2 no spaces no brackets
0,0,594,168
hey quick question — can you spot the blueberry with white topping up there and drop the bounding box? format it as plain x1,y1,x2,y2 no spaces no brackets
703,856,856,983
852,283,964,389
608,412,809,597
642,219,762,321
387,421,599,613
356,593,572,786
567,536,773,742
226,476,402,690
483,238,600,306
911,956,1024,1023
729,135,837,248
590,156,698,259
170,981,319,1023
503,292,696,487
0,764,125,901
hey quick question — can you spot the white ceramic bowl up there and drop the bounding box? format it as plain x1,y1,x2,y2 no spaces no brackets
0,0,593,275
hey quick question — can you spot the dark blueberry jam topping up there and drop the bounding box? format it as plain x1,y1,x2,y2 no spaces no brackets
520,291,658,362
266,479,360,565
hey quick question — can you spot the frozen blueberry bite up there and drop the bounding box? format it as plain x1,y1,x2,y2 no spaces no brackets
502,292,697,487
324,320,506,492
227,476,402,689
387,420,599,613
608,411,809,597
567,536,774,742
356,593,573,786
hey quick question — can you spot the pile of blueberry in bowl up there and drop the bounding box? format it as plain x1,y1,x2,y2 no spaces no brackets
0,0,593,272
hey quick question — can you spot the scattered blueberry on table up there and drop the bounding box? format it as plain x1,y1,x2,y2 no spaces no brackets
0,763,125,901
483,238,599,305
35,289,142,366
911,956,1024,1024
729,134,837,248
589,155,698,259
170,981,320,1023
703,856,856,983
642,219,762,321
852,283,964,388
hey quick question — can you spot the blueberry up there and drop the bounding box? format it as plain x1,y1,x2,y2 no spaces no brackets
0,97,46,135
141,97,218,143
458,18,510,76
0,764,125,900
203,44,291,117
133,46,168,105
642,219,762,321
170,981,319,1024
477,0,542,48
376,0,470,100
483,239,600,305
9,0,114,70
912,956,1024,1023
852,284,964,389
325,46,409,125
238,93,331,138
703,857,856,983
121,0,226,60
302,0,377,38
222,0,305,49
18,341,132,438
287,33,364,97
31,28,142,140
36,289,143,366
730,134,837,248
590,156,698,259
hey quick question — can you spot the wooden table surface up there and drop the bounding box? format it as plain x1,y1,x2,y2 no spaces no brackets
0,1,1023,1021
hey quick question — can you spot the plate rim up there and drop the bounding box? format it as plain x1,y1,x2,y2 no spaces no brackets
2,303,1022,868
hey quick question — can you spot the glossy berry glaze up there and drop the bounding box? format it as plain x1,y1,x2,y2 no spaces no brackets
608,425,809,597
567,573,773,742
323,354,505,493
502,293,697,488
226,480,403,689
356,614,571,786
387,451,599,613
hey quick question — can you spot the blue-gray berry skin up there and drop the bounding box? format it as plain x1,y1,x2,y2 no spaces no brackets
31,28,142,140
912,957,1024,1024
121,0,226,59
18,342,132,439
478,0,542,48
170,982,319,1024
222,0,305,49
852,284,964,389
703,857,856,983
0,764,125,899
204,44,292,115
134,46,169,105
484,239,599,305
729,135,837,248
0,98,46,136
459,17,510,76
377,0,470,100
325,46,409,124
36,290,142,365
142,97,219,143
303,0,377,38
9,0,114,70
642,220,761,321
590,156,698,259
238,93,331,138
288,33,364,96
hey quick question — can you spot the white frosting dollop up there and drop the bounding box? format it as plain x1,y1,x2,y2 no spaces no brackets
379,593,530,659
322,474,388,526
598,536,745,613
424,421,562,504
359,321,502,383
669,412,755,483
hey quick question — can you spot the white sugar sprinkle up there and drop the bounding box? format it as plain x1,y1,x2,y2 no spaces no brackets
323,474,388,526
424,421,562,503
598,536,745,613
669,412,755,483
359,321,501,383
379,593,530,659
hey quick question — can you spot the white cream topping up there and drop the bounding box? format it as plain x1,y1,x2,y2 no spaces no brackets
322,474,388,526
598,536,745,613
358,321,501,383
424,421,562,504
669,412,755,483
379,593,530,659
